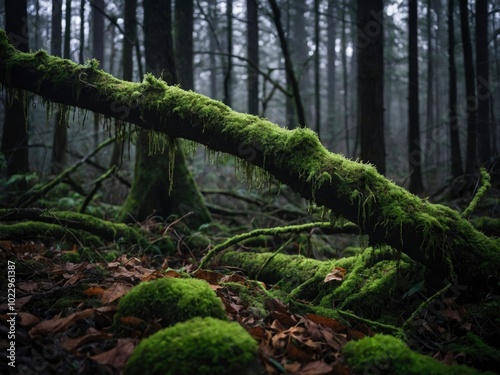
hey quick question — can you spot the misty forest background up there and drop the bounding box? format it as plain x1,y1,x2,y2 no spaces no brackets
1,0,499,210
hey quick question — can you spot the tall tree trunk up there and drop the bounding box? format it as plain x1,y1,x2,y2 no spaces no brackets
50,0,67,175
268,0,306,128
447,0,463,180
79,0,85,64
408,0,425,194
424,0,434,183
357,0,386,175
475,0,491,165
34,0,40,50
119,0,211,228
341,1,350,156
326,0,336,147
91,0,105,149
314,0,320,138
459,0,477,177
247,0,259,115
109,0,137,169
175,0,194,90
223,0,233,107
207,0,218,100
64,0,71,59
1,0,30,179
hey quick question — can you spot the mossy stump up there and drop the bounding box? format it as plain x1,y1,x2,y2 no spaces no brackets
124,317,261,375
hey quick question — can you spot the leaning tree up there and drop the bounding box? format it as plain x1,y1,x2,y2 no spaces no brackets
0,30,498,291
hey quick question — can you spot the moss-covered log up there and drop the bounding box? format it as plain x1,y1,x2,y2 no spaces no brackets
0,208,174,251
214,248,424,321
0,30,499,288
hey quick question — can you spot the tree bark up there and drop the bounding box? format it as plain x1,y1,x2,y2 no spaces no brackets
118,0,211,228
50,0,67,175
357,0,385,175
459,0,477,177
175,0,194,91
475,0,492,165
326,0,337,147
109,0,137,169
247,0,259,116
0,31,499,289
408,0,425,194
448,0,463,179
1,0,30,179
268,0,307,128
223,0,233,107
314,0,320,138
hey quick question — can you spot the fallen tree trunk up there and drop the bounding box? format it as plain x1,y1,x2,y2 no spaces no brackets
0,30,498,289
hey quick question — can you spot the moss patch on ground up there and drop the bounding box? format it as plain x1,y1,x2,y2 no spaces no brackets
343,334,488,375
114,277,226,332
124,317,261,375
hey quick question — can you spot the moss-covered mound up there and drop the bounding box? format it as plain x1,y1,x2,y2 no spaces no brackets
114,277,226,329
124,317,261,375
343,334,487,375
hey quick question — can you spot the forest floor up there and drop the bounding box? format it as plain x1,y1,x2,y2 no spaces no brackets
1,168,499,374
1,224,498,375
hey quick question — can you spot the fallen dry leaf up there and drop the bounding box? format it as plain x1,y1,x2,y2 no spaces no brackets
61,327,112,352
29,308,95,337
83,285,106,297
18,312,40,327
91,338,136,368
101,282,132,304
324,266,347,283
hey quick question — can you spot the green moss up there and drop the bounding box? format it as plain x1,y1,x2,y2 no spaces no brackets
447,332,500,369
221,281,269,318
470,216,500,237
323,247,423,321
124,317,260,375
114,277,227,330
343,334,485,375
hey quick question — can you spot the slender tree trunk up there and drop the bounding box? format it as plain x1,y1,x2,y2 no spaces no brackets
34,0,40,50
357,0,386,175
119,0,211,228
341,1,350,156
109,0,137,169
326,0,336,146
459,0,477,177
475,0,491,165
424,0,435,183
284,1,295,128
268,0,306,128
247,0,259,115
491,15,499,157
208,0,218,100
91,0,105,150
408,0,424,194
64,0,71,59
50,0,67,175
175,0,194,90
223,0,233,107
1,0,30,179
448,0,463,180
79,0,85,64
314,0,321,138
